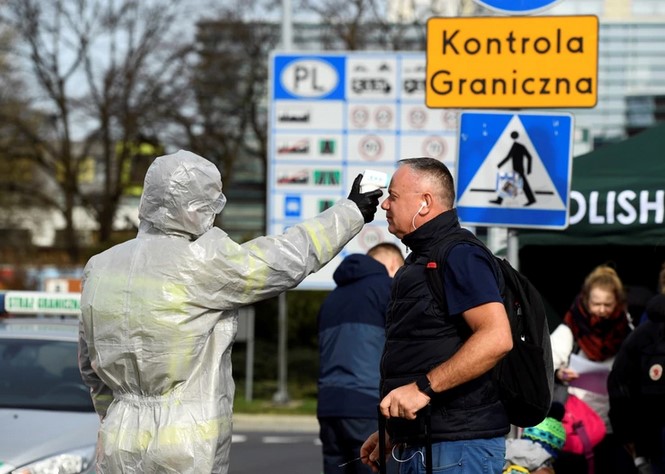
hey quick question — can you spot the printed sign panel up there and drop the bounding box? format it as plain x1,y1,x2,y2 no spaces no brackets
426,16,599,108
4,291,81,315
269,52,460,289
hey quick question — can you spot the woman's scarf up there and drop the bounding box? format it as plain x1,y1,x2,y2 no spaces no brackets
563,295,631,361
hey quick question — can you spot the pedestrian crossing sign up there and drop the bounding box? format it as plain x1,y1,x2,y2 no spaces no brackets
456,111,574,229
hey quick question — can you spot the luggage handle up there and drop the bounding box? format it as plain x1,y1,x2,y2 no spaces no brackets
423,404,432,474
377,404,433,474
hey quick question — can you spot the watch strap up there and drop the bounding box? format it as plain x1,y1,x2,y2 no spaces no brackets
416,374,436,398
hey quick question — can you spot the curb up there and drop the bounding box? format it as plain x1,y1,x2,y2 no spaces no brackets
233,413,319,433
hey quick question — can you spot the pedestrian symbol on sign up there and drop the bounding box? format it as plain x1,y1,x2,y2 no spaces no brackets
489,131,536,207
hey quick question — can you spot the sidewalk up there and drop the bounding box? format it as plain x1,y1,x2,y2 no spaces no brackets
233,413,319,433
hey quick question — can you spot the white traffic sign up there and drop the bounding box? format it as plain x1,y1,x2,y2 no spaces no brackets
269,52,459,289
456,111,574,229
4,290,81,315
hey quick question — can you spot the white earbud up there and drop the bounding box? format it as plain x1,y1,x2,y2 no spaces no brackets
412,201,426,231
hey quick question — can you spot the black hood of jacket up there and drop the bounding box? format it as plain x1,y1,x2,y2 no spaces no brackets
333,253,388,287
646,294,665,323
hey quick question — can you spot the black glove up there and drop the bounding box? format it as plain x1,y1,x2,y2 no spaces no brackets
347,173,383,223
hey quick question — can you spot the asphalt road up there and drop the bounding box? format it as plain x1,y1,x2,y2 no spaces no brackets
230,430,322,474
231,414,321,474
230,415,399,474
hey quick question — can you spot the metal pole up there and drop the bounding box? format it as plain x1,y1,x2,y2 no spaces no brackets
271,0,293,406
281,0,293,51
273,292,290,404
507,228,520,271
272,0,293,403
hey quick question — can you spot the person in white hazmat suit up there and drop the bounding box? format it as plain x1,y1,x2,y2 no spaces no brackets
77,149,383,474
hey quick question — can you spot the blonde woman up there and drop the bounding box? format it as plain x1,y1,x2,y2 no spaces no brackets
551,264,634,474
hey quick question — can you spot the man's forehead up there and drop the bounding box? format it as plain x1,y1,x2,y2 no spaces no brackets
392,166,429,188
391,165,414,182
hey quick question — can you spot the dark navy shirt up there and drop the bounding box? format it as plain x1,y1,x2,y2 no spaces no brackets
443,243,503,316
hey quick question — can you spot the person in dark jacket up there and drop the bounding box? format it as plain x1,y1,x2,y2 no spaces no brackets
608,293,665,474
360,157,513,474
318,242,404,474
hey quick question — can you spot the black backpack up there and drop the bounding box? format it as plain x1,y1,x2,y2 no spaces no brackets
425,229,554,428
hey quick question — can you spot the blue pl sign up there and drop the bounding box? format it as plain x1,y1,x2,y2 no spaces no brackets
473,0,564,14
456,111,574,230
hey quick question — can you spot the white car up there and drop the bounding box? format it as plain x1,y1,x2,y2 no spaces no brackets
0,317,98,474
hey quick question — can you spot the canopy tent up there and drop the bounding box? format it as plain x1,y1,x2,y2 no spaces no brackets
520,122,665,247
515,123,665,321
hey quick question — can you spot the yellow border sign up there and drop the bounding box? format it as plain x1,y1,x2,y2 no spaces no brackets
426,16,599,109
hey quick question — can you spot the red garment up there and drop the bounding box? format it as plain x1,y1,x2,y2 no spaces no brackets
562,394,607,454
563,295,631,361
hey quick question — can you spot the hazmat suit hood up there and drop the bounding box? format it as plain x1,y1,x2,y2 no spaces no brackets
138,150,227,238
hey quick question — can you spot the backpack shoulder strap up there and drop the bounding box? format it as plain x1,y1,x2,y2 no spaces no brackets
425,229,491,312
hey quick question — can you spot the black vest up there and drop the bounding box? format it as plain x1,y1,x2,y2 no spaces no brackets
380,209,510,443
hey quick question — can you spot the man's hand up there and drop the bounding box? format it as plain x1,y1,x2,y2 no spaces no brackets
348,173,383,223
360,430,392,473
379,383,430,420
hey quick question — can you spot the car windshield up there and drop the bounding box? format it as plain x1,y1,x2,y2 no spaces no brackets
0,338,95,412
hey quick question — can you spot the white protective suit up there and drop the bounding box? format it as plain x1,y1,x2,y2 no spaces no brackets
78,150,365,473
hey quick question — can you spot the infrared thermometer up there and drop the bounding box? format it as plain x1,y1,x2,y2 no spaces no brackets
359,169,389,193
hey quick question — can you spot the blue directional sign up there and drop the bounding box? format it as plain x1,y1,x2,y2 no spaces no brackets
473,0,564,14
456,111,574,230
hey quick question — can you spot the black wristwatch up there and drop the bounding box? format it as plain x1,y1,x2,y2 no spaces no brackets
416,374,436,398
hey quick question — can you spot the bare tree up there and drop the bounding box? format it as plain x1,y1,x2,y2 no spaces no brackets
0,0,197,263
0,20,60,260
296,0,486,51
172,11,280,232
297,0,392,50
